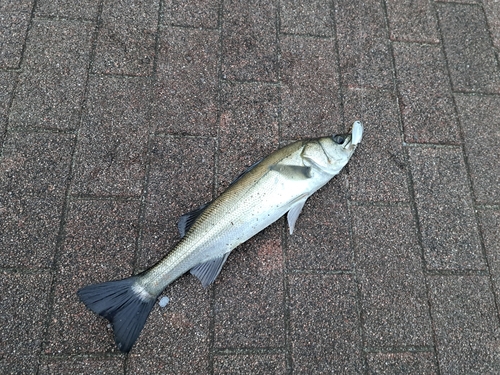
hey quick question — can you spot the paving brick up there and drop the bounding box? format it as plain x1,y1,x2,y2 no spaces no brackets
289,274,362,373
222,0,278,82
0,133,74,268
213,353,286,374
139,136,215,269
45,199,140,354
0,12,30,69
71,76,151,197
385,0,439,43
93,0,160,76
279,35,342,139
367,352,438,375
0,271,51,375
217,82,279,191
0,0,33,12
38,357,125,375
437,3,500,93
286,176,352,271
343,88,408,202
428,276,500,374
478,209,500,315
35,0,100,19
280,0,334,36
163,0,219,28
353,204,432,347
9,19,93,131
127,276,210,374
214,225,284,348
483,0,500,50
154,27,219,136
408,146,485,270
393,42,460,144
335,0,394,89
0,71,17,136
455,94,500,204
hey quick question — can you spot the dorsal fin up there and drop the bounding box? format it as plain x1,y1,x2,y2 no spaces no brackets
177,203,210,237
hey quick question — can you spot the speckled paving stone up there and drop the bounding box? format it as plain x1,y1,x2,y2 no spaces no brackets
289,273,362,373
352,204,432,348
483,0,500,49
127,276,210,374
214,224,284,349
0,0,33,12
437,3,500,93
9,19,93,131
222,0,278,82
393,43,459,144
139,136,215,269
71,76,151,197
385,0,439,43
335,0,394,89
0,12,30,69
280,0,334,36
93,0,159,76
367,352,438,375
0,271,51,375
280,35,342,139
286,176,352,271
343,88,408,202
217,82,279,191
0,133,74,268
428,276,500,374
455,94,500,204
478,209,500,315
45,199,140,354
163,0,219,28
0,71,16,137
154,27,218,136
213,353,286,374
38,357,125,375
408,146,485,270
35,0,100,19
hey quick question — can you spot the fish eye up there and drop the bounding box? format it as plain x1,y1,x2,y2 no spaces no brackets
332,135,345,144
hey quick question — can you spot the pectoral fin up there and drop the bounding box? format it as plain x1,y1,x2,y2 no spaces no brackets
190,253,231,288
178,203,210,238
287,198,308,234
269,164,312,180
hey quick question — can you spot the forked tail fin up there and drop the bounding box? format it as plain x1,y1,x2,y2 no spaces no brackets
77,276,156,353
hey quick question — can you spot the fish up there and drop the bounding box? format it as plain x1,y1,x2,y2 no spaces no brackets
77,121,364,353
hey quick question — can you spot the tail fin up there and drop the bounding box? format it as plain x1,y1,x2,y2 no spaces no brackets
77,276,156,353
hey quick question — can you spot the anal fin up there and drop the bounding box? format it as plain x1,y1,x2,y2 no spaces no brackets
190,253,230,288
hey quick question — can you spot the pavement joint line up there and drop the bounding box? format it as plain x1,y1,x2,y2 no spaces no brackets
160,23,219,31
286,269,354,275
69,195,142,202
476,204,500,210
279,31,333,39
88,71,154,79
153,132,217,140
402,142,462,148
453,91,500,98
347,200,410,207
389,38,441,45
424,269,490,277
363,345,435,353
221,78,281,86
31,15,97,24
213,347,286,356
6,127,78,135
0,267,52,274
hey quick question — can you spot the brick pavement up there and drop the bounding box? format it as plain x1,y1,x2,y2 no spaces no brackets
1,1,499,374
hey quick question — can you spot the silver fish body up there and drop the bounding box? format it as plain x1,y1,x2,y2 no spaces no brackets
78,121,363,352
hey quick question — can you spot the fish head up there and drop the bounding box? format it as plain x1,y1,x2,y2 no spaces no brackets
301,121,363,176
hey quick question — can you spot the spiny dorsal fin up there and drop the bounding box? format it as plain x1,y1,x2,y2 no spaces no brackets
177,203,210,237
190,253,231,288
